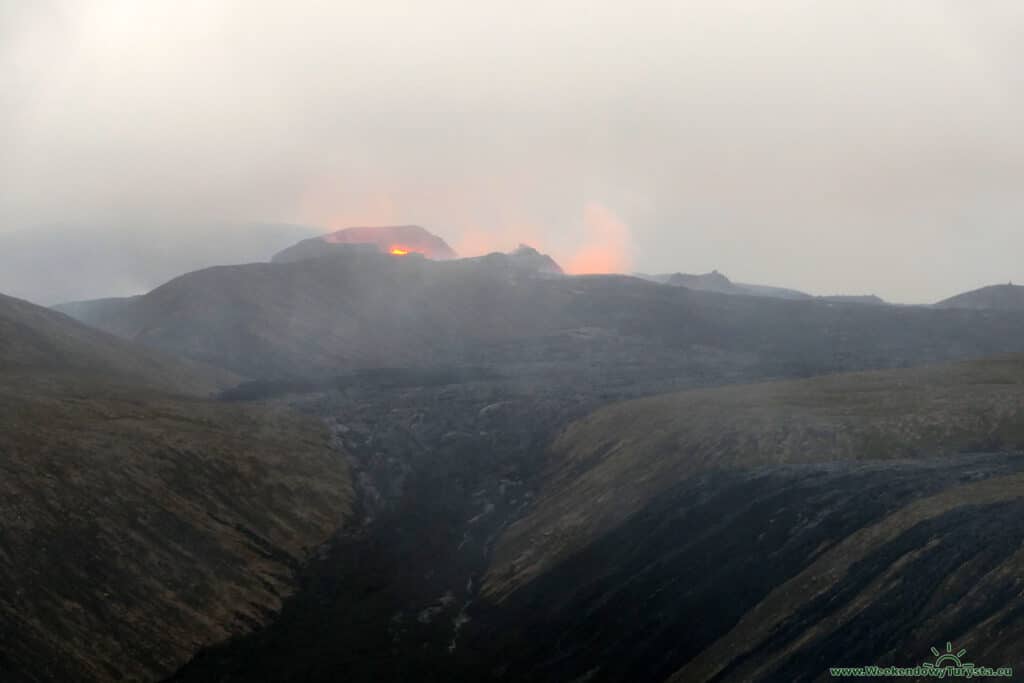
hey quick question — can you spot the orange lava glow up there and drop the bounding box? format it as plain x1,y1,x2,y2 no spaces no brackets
389,246,411,255
562,203,634,274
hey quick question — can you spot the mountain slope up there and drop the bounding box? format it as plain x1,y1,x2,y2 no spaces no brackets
0,293,352,682
486,355,1024,599
474,455,1024,682
1,292,233,395
937,283,1024,310
466,357,1024,682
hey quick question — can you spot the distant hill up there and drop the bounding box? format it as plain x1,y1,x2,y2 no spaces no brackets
819,294,887,305
0,292,351,682
639,271,887,305
936,283,1024,310
463,244,564,276
272,224,458,263
0,222,320,306
644,270,813,300
1,292,231,394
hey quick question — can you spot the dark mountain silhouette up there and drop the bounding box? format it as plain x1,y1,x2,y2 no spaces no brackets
642,271,886,304
937,283,1024,310
645,269,813,300
58,251,1024,383
0,292,351,682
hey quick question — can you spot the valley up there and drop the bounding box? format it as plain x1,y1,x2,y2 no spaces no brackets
6,242,1024,682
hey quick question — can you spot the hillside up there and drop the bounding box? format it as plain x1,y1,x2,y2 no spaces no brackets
168,352,1024,683
1,292,232,395
937,283,1024,310
466,357,1024,681
0,293,353,682
57,252,1024,385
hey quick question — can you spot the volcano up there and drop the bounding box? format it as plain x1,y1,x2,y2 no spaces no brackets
272,225,458,263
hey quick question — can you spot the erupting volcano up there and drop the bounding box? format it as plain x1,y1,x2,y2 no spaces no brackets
272,225,458,263
324,225,456,259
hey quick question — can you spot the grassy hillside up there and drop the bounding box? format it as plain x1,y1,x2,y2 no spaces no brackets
453,356,1024,682
0,293,353,681
486,355,1024,600
1,292,234,395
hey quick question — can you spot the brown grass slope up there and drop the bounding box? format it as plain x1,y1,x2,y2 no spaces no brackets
0,293,352,682
485,355,1024,600
2,292,235,395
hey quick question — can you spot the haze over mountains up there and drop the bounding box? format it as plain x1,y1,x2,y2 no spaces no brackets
0,222,319,306
6,2,1024,680
55,227,1024,385
5,224,1024,682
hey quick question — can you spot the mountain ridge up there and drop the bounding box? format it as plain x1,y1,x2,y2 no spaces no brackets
937,283,1024,310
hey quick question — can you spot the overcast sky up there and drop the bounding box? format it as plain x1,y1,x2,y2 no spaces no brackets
3,1,1023,302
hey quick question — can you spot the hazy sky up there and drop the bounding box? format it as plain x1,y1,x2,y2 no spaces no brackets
3,1,1023,302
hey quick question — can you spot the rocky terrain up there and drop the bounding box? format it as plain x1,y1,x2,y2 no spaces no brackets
0,294,352,682
167,354,1024,682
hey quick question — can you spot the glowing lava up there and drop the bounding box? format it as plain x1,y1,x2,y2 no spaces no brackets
389,246,411,256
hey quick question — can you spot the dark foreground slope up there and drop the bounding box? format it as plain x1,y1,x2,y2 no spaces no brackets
0,294,352,682
475,455,1024,683
172,357,1024,682
487,355,1024,596
59,251,1024,384
465,356,1024,682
